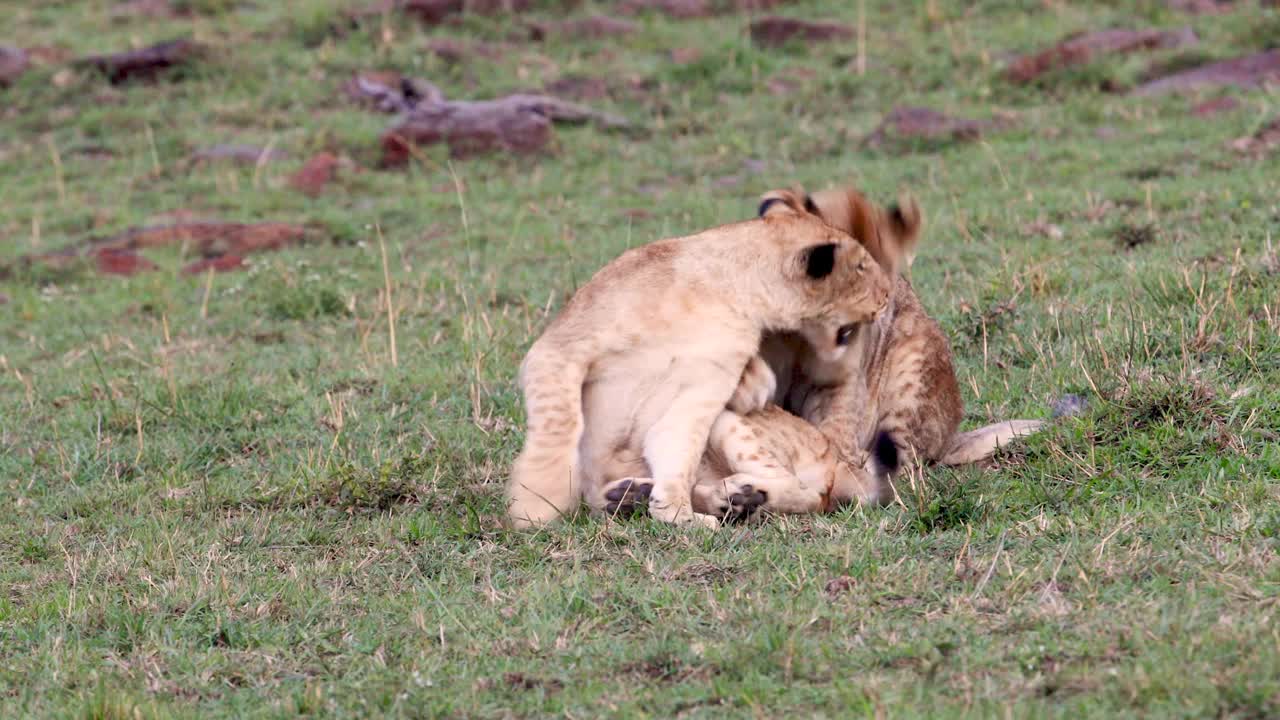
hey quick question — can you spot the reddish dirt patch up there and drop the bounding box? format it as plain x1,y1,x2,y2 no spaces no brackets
346,71,444,113
0,46,30,87
864,106,1007,148
355,0,543,26
766,66,816,95
620,0,712,17
620,0,792,16
399,0,463,24
181,254,246,274
38,222,305,277
1190,96,1241,117
189,144,289,166
1004,28,1197,84
91,248,158,276
1167,0,1236,12
103,222,306,256
1230,116,1280,156
528,16,636,41
1133,49,1280,96
750,16,853,48
670,47,703,64
289,152,342,197
79,38,199,84
381,93,629,164
111,0,187,18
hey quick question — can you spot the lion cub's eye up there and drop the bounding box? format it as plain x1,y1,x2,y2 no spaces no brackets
836,324,857,346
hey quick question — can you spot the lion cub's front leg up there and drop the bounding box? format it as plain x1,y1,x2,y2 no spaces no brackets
726,355,776,415
643,365,745,529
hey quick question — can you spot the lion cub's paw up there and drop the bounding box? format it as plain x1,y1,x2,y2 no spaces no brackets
648,498,720,528
727,355,776,415
602,477,652,518
703,476,768,524
724,481,768,523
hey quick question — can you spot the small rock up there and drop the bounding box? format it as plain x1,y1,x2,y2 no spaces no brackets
181,254,246,274
1004,28,1198,85
824,576,856,597
346,71,444,113
1133,49,1280,96
1051,394,1088,419
1190,96,1241,117
92,248,157,276
750,16,854,48
528,16,637,41
381,94,630,164
79,38,199,84
0,46,30,87
289,152,341,197
1023,220,1064,240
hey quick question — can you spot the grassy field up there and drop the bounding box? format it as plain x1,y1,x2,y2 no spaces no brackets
2,0,1279,717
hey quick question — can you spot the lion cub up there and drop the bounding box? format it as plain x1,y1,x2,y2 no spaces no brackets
601,405,901,523
721,186,1044,519
507,212,891,528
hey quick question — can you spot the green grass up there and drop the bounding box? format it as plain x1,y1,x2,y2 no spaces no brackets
2,1,1279,717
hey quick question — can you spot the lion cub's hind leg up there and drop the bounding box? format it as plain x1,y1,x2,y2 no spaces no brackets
507,344,589,528
695,408,828,522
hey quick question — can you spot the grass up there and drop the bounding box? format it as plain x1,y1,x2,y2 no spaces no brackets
2,0,1279,717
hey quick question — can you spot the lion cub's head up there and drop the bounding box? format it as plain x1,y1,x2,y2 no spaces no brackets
758,185,923,278
759,208,891,362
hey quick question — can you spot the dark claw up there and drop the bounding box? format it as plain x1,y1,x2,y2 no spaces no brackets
605,484,630,502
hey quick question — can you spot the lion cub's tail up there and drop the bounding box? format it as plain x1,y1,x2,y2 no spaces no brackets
937,420,1046,466
506,341,590,528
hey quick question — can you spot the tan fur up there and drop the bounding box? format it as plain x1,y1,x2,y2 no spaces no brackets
691,406,884,518
728,185,1044,514
507,212,891,528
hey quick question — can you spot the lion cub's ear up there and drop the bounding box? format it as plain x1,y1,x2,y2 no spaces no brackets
807,187,923,278
802,243,839,279
886,192,923,272
758,188,810,218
